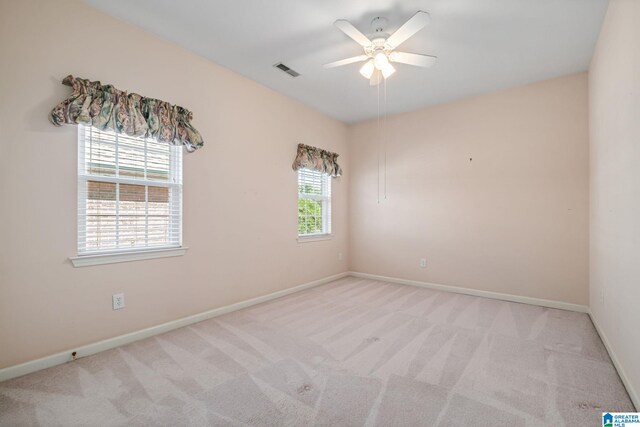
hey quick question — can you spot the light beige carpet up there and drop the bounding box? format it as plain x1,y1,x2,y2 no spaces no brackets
0,277,634,426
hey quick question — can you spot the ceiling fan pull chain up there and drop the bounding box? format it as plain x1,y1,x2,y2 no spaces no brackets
384,77,388,200
377,77,381,204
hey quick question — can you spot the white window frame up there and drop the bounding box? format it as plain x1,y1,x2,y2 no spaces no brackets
297,168,332,241
70,125,186,267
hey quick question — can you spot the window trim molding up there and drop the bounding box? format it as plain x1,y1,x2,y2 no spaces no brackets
297,234,333,243
70,247,188,268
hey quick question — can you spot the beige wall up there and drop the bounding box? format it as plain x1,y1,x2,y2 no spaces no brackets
0,0,349,368
589,0,640,405
349,73,589,305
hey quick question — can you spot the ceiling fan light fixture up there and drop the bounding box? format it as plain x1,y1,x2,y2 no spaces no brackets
381,62,396,79
359,59,375,79
374,51,389,69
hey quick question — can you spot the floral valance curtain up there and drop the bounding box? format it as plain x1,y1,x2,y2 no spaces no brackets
49,75,204,152
292,143,342,177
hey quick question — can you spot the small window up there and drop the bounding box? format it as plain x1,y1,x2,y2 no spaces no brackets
298,168,331,237
77,125,182,255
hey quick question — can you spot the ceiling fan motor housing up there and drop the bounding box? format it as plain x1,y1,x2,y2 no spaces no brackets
365,37,392,57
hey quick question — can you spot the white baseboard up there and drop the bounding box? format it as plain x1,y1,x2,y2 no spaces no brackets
348,271,589,313
0,272,348,383
589,311,639,410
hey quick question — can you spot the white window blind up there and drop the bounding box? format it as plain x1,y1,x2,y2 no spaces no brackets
298,168,331,236
77,125,182,255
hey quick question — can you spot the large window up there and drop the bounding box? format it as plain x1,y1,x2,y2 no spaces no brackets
77,125,182,255
298,168,331,237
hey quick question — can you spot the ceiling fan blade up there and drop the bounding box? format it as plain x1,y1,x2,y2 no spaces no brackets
369,70,382,86
334,20,372,47
323,55,369,69
385,11,431,49
389,52,437,68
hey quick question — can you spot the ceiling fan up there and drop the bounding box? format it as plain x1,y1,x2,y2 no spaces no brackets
324,11,436,86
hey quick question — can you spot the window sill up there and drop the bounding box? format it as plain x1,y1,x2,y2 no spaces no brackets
297,234,333,243
70,247,188,267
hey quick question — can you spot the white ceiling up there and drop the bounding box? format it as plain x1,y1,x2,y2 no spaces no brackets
85,0,608,123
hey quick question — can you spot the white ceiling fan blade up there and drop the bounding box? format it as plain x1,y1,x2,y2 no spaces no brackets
389,52,437,68
323,55,369,69
334,20,372,47
369,70,382,86
385,11,431,49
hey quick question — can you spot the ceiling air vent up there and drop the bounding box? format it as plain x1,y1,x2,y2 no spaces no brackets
274,62,300,77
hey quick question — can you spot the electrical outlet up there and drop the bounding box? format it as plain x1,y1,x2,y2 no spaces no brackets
338,252,343,261
420,258,427,268
112,293,125,310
